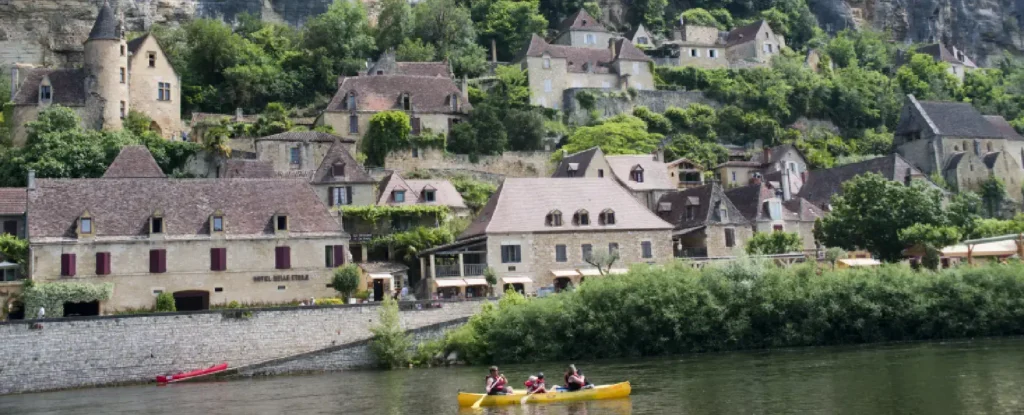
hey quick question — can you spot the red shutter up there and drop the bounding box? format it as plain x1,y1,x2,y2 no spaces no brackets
333,245,345,267
69,253,76,277
328,188,336,206
160,250,167,273
220,248,227,271
151,249,167,273
275,247,282,269
61,253,77,277
283,246,291,269
96,252,111,275
276,246,292,270
211,248,219,271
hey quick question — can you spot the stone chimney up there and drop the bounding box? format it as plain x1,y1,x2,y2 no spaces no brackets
234,107,244,122
27,170,36,191
781,169,791,201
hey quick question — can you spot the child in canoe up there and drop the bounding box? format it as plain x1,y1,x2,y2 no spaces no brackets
524,373,548,394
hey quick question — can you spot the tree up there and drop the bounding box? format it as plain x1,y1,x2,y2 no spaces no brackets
814,173,948,262
362,111,411,166
584,249,619,275
375,0,413,53
746,232,802,255
369,296,411,369
556,115,662,160
824,247,847,270
396,38,437,62
413,0,476,59
449,43,489,78
155,292,177,312
301,0,376,88
948,191,983,237
504,109,546,151
899,223,962,270
483,266,497,296
680,8,720,28
124,111,155,137
980,177,1007,218
633,0,667,31
446,103,508,158
332,264,362,299
0,234,28,273
895,53,961,101
475,0,548,61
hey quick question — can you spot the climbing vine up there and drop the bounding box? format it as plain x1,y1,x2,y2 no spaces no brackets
409,132,446,149
338,205,450,225
21,281,114,319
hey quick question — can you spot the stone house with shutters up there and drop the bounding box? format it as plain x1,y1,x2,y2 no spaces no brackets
715,143,808,188
417,178,673,297
725,181,824,251
724,20,785,67
786,153,943,211
666,158,706,189
553,9,616,49
0,188,27,240
647,18,784,69
552,147,675,211
657,182,753,258
25,146,349,314
625,24,654,48
8,2,182,145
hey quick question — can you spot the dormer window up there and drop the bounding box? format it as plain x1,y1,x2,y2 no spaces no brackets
423,189,436,202
150,215,164,235
543,56,551,69
40,85,52,102
566,163,579,177
450,94,459,112
767,200,783,220
599,209,616,225
573,210,590,226
630,165,645,182
275,213,289,232
393,190,406,203
401,93,411,111
79,216,93,234
332,162,346,177
686,205,696,220
716,201,728,221
546,210,563,226
211,211,225,233
346,92,356,110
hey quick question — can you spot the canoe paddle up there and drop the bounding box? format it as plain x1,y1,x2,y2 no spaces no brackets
470,392,487,409
520,389,537,405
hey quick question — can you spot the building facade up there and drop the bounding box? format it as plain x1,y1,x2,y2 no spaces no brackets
725,180,823,251
657,183,753,258
552,9,616,49
8,2,182,145
715,144,808,188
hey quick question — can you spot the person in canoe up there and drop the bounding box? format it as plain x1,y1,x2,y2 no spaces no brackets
564,364,592,391
524,373,548,394
485,366,512,395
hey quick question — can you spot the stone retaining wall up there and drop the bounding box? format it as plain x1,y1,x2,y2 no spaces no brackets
0,300,483,395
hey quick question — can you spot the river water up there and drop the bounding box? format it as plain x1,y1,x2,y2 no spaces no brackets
3,338,1024,414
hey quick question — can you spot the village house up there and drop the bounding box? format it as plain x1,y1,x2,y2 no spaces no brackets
8,2,182,145
894,94,1024,203
725,180,824,251
896,43,977,81
788,153,941,211
647,19,785,69
552,147,675,210
25,146,349,314
320,52,470,147
657,183,752,258
0,188,27,286
553,9,617,49
715,143,809,188
418,178,673,297
666,158,707,189
625,24,654,48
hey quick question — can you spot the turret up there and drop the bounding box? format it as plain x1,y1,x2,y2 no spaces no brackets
83,1,129,131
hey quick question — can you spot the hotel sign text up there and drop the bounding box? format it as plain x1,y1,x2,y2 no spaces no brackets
253,274,310,282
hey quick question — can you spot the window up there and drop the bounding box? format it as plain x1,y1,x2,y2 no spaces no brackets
731,172,737,182
158,82,171,101
637,36,648,45
725,228,736,247
690,49,699,57
325,245,346,267
148,52,156,67
710,49,718,58
40,85,51,101
767,200,783,220
501,244,521,263
120,45,125,56
450,94,459,112
349,115,359,134
60,253,76,277
581,244,593,260
546,210,563,227
330,186,351,206
210,248,227,271
608,243,619,255
278,285,287,291
598,169,604,178
149,249,167,273
80,217,93,234
119,101,126,119
632,62,640,75
717,202,729,222
96,252,111,275
630,167,644,182
641,241,653,259
412,147,419,158
544,79,552,92
120,67,125,84
423,190,436,202
573,210,590,226
289,147,301,166
275,246,291,269
599,209,616,225
686,205,697,220
773,224,784,232
543,57,551,69
150,216,163,234
393,190,406,203
401,93,411,110
276,215,289,231
2,220,16,236
332,163,345,177
585,34,596,44
555,244,567,262
411,117,421,135
346,93,356,110
212,215,224,232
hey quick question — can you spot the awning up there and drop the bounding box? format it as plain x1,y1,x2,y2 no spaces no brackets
608,268,628,275
942,240,1019,258
502,276,533,284
463,278,489,286
551,270,580,277
837,258,881,267
434,278,467,288
0,261,18,269
578,268,602,276
368,273,393,280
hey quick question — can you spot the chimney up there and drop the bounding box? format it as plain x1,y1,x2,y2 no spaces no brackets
10,66,19,101
234,108,243,122
491,38,497,63
763,147,772,163
27,170,35,191
781,169,791,201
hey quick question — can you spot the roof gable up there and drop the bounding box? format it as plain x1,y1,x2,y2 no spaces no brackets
657,183,750,229
88,2,122,41
552,147,603,177
613,39,652,62
12,68,87,106
911,97,1003,138
727,20,768,46
558,9,608,33
327,75,470,113
102,146,166,178
605,155,675,190
310,141,375,184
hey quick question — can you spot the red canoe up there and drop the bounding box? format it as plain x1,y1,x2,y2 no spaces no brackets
157,363,228,383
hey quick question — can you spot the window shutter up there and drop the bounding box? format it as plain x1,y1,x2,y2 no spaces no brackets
283,246,291,269
211,248,219,271
69,253,76,276
346,187,353,205
501,247,508,263
151,249,167,273
96,252,111,275
160,249,167,273
333,245,345,266
220,248,227,270
328,188,336,206
61,253,77,277
276,246,291,269
275,247,282,269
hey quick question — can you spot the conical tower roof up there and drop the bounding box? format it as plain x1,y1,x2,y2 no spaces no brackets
88,1,121,41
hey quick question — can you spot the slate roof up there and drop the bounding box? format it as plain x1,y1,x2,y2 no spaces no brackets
392,62,451,77
914,98,1004,138
310,141,375,185
613,39,651,61
605,155,675,191
12,68,87,106
88,1,122,41
749,144,803,166
725,183,823,223
552,147,601,177
461,178,672,238
656,183,750,230
257,131,351,143
0,189,27,216
557,9,608,33
127,34,149,54
102,146,166,178
624,24,645,42
796,154,934,207
521,35,650,70
28,178,340,240
726,20,766,47
221,160,275,179
915,43,963,65
376,173,466,209
984,115,1024,140
327,75,470,113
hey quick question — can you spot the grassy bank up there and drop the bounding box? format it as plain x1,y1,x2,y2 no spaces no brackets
442,260,1024,364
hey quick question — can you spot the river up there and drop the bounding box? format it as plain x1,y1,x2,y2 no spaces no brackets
3,338,1024,414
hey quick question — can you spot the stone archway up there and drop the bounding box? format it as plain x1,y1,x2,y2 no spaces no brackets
173,290,210,311
149,121,163,136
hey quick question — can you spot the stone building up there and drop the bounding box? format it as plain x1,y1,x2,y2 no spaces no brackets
519,10,654,109
321,54,470,147
725,180,824,251
715,143,808,188
418,178,673,296
896,43,977,81
725,20,786,67
552,147,675,210
666,158,706,189
0,187,27,240
26,147,349,313
894,95,1024,202
552,9,616,49
647,19,784,69
8,2,181,145
657,183,753,258
625,24,654,48
790,154,943,211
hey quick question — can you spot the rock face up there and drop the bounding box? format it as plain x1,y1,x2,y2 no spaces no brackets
0,0,333,68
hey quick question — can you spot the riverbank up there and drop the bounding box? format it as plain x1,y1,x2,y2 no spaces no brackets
441,260,1024,364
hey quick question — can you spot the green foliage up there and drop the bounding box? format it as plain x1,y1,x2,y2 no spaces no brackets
395,38,437,62
340,204,451,226
124,111,155,136
414,0,475,59
475,0,548,61
362,110,411,166
898,223,962,250
633,0,667,30
370,296,412,369
746,232,803,255
21,282,114,319
451,177,497,213
824,247,847,269
0,234,27,272
970,214,1024,239
504,109,547,151
444,261,1024,363
371,226,456,263
155,292,177,312
680,8,721,28
556,115,662,161
332,264,362,298
980,177,1007,218
895,52,962,101
409,132,446,149
948,191,983,236
446,103,508,158
375,0,413,53
814,173,948,262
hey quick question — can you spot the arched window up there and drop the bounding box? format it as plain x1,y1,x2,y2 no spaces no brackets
599,209,616,225
545,210,563,227
572,210,590,226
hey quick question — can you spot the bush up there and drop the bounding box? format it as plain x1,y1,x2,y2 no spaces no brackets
369,296,411,368
745,231,802,255
332,264,361,298
316,297,344,306
155,292,176,312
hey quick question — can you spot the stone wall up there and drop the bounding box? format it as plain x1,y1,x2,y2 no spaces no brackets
385,148,553,178
562,89,718,125
0,300,483,394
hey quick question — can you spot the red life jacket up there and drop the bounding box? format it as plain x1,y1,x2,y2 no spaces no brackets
488,376,507,391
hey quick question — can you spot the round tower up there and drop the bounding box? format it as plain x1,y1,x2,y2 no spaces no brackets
83,1,129,131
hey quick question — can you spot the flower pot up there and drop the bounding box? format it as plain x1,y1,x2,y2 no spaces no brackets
348,298,358,304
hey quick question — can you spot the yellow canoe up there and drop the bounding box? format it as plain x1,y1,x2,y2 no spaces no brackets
457,381,631,407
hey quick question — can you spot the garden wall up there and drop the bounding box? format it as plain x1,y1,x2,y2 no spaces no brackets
562,89,719,125
0,300,483,395
385,149,553,178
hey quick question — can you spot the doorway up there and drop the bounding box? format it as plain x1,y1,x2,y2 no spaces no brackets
173,290,210,311
7,301,24,320
502,283,525,294
373,279,384,302
63,301,100,317
554,277,573,292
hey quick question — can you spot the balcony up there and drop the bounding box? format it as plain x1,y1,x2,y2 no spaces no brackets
675,247,708,258
463,263,486,276
435,263,487,277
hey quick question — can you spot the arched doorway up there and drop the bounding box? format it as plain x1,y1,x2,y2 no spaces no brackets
149,121,163,136
173,290,210,311
7,300,24,320
63,301,100,317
